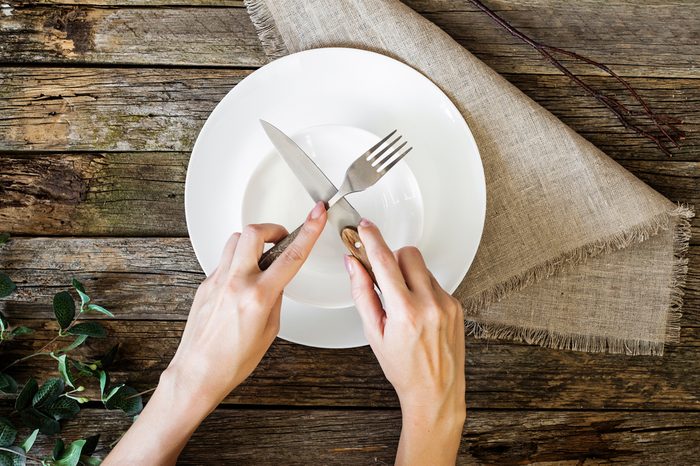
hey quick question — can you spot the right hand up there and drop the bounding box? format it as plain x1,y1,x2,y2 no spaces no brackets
344,218,466,464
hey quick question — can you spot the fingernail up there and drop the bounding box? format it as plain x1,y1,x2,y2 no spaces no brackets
343,255,354,275
308,201,325,220
359,218,373,227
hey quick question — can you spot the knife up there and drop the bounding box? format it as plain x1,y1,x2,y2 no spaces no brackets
257,120,375,283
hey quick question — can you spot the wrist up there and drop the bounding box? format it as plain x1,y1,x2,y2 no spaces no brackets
158,364,218,421
400,392,466,434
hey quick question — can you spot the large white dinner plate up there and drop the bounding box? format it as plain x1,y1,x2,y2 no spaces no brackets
185,48,485,349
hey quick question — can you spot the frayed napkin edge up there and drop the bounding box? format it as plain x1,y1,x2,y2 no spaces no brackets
244,0,290,61
464,204,694,356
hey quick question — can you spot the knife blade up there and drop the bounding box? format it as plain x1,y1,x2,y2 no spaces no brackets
257,120,375,282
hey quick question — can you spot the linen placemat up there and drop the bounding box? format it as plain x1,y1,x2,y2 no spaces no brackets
243,0,693,355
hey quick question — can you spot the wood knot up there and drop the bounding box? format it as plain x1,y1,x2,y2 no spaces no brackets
44,7,95,55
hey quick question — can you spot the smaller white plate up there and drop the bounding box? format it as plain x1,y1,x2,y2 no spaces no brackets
242,124,424,309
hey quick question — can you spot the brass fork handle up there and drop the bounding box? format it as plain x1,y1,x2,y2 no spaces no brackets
341,227,377,287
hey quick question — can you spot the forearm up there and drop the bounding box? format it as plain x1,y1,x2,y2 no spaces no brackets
396,403,466,466
103,369,212,466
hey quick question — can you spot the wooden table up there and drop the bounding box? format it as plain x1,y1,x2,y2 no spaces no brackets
1,0,698,463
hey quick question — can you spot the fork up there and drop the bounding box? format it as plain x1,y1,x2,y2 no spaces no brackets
258,130,412,271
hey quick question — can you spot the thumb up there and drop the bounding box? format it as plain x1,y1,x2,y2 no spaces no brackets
345,255,385,343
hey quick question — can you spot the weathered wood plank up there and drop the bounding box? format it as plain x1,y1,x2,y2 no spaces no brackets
1,153,696,236
0,152,188,236
2,407,699,464
0,237,697,322
2,1,698,79
0,280,698,410
0,68,697,160
408,0,700,79
0,5,265,67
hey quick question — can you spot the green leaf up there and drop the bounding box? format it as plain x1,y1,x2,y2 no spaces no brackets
0,273,15,299
103,385,143,416
71,360,97,379
0,374,17,394
19,409,60,435
96,345,119,369
57,335,88,354
45,397,80,421
71,279,90,309
15,379,38,411
0,418,17,447
9,447,25,466
67,322,106,338
9,327,32,337
0,233,9,245
55,355,75,388
54,439,86,466
32,378,64,408
85,304,114,318
52,439,64,460
0,452,13,466
53,292,75,329
19,429,39,453
80,456,102,466
82,435,100,456
98,372,108,400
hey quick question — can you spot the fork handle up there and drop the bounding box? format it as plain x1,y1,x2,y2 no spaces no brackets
341,227,377,287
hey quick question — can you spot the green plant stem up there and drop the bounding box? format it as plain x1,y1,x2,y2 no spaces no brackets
125,387,156,400
2,315,83,372
0,446,42,463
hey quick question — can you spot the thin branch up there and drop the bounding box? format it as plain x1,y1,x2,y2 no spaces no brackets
125,386,156,400
468,0,685,156
0,446,42,464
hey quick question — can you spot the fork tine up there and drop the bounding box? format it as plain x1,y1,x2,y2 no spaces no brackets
373,140,407,166
378,146,412,173
364,130,397,161
372,140,407,167
368,135,401,162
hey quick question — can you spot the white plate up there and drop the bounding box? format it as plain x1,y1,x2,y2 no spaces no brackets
185,48,486,349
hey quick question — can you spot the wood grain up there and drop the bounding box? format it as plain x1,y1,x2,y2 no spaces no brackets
0,68,697,159
2,2,698,79
2,407,698,464
0,237,697,322
1,319,698,409
1,154,696,238
0,5,265,67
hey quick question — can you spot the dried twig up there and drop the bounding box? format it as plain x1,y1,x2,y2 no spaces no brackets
468,0,684,156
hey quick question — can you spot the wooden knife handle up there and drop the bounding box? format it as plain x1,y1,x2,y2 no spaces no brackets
341,227,377,286
258,224,303,271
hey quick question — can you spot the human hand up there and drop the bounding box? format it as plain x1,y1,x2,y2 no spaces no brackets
105,203,327,466
165,201,327,414
344,219,465,465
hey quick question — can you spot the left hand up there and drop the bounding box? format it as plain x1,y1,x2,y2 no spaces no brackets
164,201,327,413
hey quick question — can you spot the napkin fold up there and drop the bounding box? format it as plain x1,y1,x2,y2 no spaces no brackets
244,0,693,355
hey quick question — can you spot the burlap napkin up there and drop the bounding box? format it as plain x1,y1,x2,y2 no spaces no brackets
243,0,693,355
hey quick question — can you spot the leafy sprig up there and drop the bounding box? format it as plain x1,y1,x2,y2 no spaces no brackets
0,243,148,465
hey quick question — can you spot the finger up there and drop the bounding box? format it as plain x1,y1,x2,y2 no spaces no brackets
395,246,432,293
213,232,241,277
357,219,408,299
265,293,283,339
264,202,327,289
231,223,289,273
345,255,385,342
